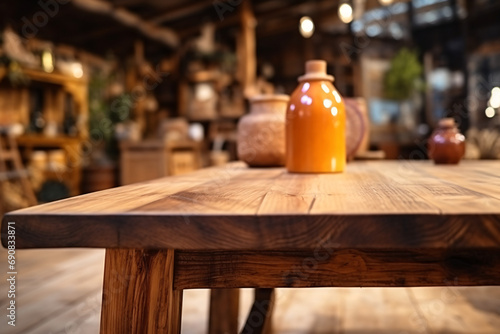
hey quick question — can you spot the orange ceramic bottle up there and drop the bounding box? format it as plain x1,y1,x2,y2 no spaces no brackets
286,60,346,173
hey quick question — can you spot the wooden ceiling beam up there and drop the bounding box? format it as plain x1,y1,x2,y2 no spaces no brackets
150,0,214,24
74,25,126,43
72,0,179,48
178,14,241,39
176,0,311,39
254,0,340,37
107,0,143,6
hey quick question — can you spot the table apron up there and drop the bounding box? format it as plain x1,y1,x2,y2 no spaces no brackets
173,248,500,289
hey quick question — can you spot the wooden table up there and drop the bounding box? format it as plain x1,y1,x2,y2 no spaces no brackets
2,161,500,333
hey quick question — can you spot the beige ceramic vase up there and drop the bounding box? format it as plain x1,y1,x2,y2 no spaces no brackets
237,94,290,167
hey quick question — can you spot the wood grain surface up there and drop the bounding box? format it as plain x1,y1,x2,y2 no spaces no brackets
174,249,500,289
100,249,182,334
2,161,500,250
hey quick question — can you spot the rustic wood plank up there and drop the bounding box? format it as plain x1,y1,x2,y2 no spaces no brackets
174,249,500,289
5,161,500,215
5,214,500,250
3,161,500,250
374,161,500,214
257,165,318,215
133,168,283,214
310,163,440,214
100,249,182,334
1,215,120,248
418,162,500,202
9,163,249,214
249,171,317,334
208,289,240,334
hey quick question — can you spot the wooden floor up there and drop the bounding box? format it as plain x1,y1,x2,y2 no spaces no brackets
1,248,499,334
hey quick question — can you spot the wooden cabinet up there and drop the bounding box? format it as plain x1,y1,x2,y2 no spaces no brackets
120,140,202,185
16,135,83,197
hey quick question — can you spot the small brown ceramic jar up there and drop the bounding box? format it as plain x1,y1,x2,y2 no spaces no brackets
237,94,289,167
428,118,465,164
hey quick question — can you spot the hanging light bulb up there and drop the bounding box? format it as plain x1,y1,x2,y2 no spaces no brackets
379,0,394,5
41,49,54,73
485,107,496,118
489,87,500,109
299,16,315,38
71,62,83,78
338,2,353,24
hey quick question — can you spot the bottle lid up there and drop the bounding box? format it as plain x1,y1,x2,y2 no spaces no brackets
298,60,334,82
438,118,456,128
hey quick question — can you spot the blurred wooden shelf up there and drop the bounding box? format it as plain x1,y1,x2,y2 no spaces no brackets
22,68,87,85
17,134,84,196
0,64,90,197
17,134,83,146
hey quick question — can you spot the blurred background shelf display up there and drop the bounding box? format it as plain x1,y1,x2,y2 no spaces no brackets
0,48,88,198
1,1,500,333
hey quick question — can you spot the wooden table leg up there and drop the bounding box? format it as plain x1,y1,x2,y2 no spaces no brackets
100,249,183,334
209,289,240,334
241,288,275,334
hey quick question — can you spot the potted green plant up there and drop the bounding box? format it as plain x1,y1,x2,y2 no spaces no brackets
83,74,132,193
384,48,424,129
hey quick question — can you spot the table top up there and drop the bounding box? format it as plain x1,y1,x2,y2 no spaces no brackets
2,161,500,250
